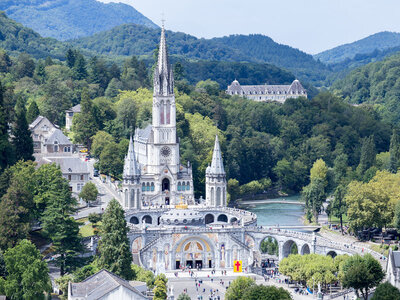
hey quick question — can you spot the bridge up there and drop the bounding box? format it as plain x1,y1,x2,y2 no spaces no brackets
239,199,305,206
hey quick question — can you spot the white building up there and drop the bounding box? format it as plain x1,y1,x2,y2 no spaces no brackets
226,79,307,103
68,269,148,300
387,249,400,289
65,104,81,131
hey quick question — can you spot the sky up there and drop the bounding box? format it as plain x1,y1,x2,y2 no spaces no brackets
99,0,400,54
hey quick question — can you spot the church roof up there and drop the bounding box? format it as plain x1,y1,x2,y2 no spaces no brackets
69,269,146,299
227,79,306,95
136,125,153,141
207,135,225,175
123,136,140,178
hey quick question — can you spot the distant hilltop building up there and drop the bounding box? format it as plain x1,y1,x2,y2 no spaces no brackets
226,79,307,103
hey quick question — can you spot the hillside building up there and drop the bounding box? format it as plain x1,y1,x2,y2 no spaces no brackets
226,79,307,103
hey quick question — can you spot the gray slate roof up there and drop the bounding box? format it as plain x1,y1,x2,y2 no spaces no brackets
45,157,89,174
44,129,72,145
66,104,81,113
207,135,225,175
29,115,44,129
393,251,400,268
69,269,146,299
136,124,153,141
227,79,307,95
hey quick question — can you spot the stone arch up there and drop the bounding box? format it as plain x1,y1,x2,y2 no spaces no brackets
205,214,214,225
130,216,139,224
300,244,311,255
260,236,279,256
327,250,337,258
217,214,228,222
282,240,298,258
142,215,152,224
131,237,142,254
230,217,238,224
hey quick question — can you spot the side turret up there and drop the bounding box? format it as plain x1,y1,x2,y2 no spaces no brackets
205,135,227,207
122,136,142,209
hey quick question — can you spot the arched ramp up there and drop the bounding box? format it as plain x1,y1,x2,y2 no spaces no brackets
142,215,152,224
260,236,279,256
282,240,298,258
205,214,214,225
327,250,337,258
300,244,310,255
217,214,228,222
230,217,238,224
130,216,139,224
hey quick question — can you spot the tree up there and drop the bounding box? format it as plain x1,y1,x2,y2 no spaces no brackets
72,52,87,80
333,153,348,185
389,129,400,173
302,179,325,223
79,182,98,206
98,199,133,279
342,254,384,300
177,293,191,300
0,249,6,278
331,184,347,234
39,164,81,275
0,82,13,171
0,240,51,299
65,49,76,69
26,100,40,124
99,142,124,177
105,78,123,98
242,285,292,300
227,178,240,202
395,201,400,231
371,282,400,300
12,97,34,162
72,89,98,149
153,276,168,300
91,131,115,159
225,276,256,300
88,213,102,227
358,136,376,176
310,159,328,186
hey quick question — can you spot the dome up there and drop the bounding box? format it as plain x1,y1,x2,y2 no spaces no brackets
160,209,203,226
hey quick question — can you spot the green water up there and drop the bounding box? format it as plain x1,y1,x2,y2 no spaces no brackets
246,195,305,226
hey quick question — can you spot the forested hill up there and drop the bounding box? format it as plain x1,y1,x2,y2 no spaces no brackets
0,11,70,60
69,24,331,85
315,31,400,64
332,52,400,125
0,0,158,41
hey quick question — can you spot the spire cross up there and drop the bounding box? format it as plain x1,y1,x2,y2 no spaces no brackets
161,13,166,28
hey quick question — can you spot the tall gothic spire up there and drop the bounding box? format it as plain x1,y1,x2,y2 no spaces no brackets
123,135,140,178
208,135,225,175
153,25,174,96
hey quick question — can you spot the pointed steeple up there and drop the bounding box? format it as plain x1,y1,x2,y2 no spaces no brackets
208,135,225,175
154,25,174,96
123,135,140,178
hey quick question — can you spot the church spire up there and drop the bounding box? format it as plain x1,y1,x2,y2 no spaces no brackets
154,25,174,96
208,135,225,175
123,135,140,178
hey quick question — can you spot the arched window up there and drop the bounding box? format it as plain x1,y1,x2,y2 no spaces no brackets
142,183,145,192
181,182,185,191
166,100,171,124
177,182,181,191
160,100,165,124
186,182,190,190
146,182,150,191
151,182,155,191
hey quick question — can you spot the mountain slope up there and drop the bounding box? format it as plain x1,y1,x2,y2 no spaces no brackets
0,0,158,41
315,31,400,64
0,11,69,60
332,52,400,125
70,24,330,85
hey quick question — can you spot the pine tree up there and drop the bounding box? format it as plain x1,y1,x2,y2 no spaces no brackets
34,60,46,84
72,89,98,149
73,52,87,80
0,82,13,171
26,100,40,124
358,135,376,175
98,199,133,280
12,97,34,162
389,129,400,173
65,49,76,69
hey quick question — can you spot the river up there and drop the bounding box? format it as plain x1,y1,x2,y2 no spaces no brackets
245,195,305,226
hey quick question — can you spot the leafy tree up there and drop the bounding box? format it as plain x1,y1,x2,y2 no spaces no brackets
310,159,328,186
260,237,278,256
331,184,347,234
12,53,35,79
105,78,123,98
0,249,6,278
98,199,133,279
153,276,168,300
227,178,240,202
342,254,384,300
91,131,115,159
177,293,191,300
0,239,51,299
394,201,400,231
26,100,40,124
358,136,376,176
99,141,124,177
333,153,348,185
72,51,87,80
79,182,98,206
389,129,400,173
88,213,102,227
66,49,76,69
371,282,400,300
72,89,98,149
302,179,325,223
0,82,13,171
242,285,292,300
12,97,34,162
55,274,74,300
225,276,256,300
131,264,155,288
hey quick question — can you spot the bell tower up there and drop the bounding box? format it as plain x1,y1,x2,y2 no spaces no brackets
152,25,176,145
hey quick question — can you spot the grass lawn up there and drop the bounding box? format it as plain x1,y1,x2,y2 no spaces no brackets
79,222,102,237
328,215,349,224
